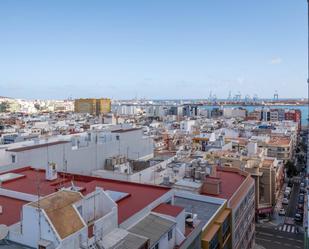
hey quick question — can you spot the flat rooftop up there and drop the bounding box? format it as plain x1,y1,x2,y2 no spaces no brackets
0,167,171,226
6,141,69,153
204,169,246,200
267,136,291,146
174,193,223,227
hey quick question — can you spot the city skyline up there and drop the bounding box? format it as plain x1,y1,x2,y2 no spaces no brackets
0,0,307,99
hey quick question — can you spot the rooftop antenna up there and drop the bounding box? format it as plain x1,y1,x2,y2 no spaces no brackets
307,0,309,180
35,169,42,241
61,143,67,188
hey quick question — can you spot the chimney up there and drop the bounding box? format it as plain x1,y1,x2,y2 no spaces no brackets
200,176,221,195
46,162,58,181
211,164,217,177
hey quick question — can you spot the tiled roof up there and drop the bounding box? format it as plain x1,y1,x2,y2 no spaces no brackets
29,190,84,239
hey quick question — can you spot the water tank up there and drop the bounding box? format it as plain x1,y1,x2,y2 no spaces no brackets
200,172,206,182
195,170,201,180
185,168,192,178
163,176,170,185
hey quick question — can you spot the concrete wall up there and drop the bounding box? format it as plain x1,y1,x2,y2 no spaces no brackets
10,205,60,248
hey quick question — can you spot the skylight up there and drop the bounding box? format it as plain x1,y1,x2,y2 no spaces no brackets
0,173,24,183
105,190,129,202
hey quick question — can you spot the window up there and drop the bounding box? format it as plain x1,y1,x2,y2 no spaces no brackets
168,229,173,241
152,243,159,249
209,232,219,249
11,155,16,163
116,135,120,141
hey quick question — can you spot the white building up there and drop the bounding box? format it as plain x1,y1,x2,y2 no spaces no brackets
0,127,154,175
223,108,246,119
180,120,196,133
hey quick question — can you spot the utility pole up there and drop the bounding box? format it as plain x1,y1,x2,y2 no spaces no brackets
304,0,309,249
307,0,309,176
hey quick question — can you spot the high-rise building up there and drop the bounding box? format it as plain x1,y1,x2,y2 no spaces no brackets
285,109,301,131
74,98,111,115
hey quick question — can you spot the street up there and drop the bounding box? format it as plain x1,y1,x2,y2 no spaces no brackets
286,177,301,218
255,131,307,249
256,226,303,249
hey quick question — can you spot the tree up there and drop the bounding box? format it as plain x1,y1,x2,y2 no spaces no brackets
284,160,297,178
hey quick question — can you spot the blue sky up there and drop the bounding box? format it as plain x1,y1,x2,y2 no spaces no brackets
0,0,307,99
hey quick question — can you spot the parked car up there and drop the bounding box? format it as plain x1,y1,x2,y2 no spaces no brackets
298,203,304,209
295,213,303,222
279,209,286,216
286,187,292,192
282,198,289,205
297,208,304,214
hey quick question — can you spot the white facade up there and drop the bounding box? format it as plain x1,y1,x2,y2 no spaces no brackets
0,128,154,175
9,188,118,249
223,108,246,118
180,120,196,133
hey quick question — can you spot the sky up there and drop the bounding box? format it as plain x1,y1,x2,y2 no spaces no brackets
0,0,307,100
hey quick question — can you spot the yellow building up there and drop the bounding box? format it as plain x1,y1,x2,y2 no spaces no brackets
202,207,232,249
74,98,111,115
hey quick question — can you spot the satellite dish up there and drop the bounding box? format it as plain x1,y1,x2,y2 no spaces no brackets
0,224,8,240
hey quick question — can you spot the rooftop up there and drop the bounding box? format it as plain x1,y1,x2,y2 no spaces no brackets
203,168,247,200
152,203,184,217
174,193,223,227
5,140,69,153
0,167,171,226
267,136,291,146
262,158,275,168
129,214,175,248
101,228,149,249
111,127,142,133
29,190,84,239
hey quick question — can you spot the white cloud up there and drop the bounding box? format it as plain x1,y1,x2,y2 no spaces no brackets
269,57,283,65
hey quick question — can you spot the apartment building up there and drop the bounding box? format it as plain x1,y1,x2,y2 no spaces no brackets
0,126,154,175
173,164,255,249
245,158,284,217
265,136,293,163
208,145,284,218
223,108,247,119
285,109,301,131
174,191,231,249
0,166,203,249
200,167,255,249
74,98,111,115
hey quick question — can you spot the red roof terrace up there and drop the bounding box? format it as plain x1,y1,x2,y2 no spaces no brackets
0,167,171,226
